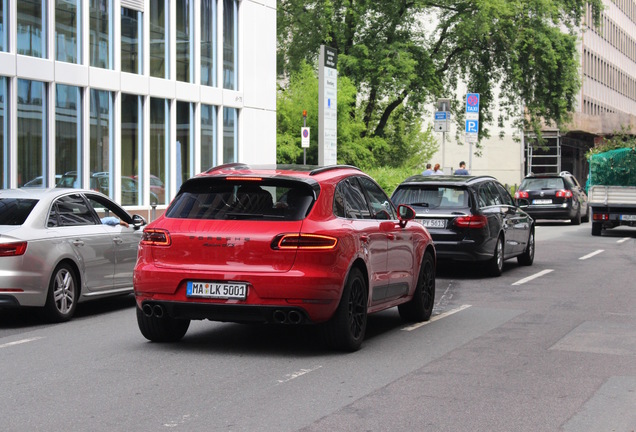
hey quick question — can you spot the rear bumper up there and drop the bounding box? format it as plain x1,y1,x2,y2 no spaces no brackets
140,300,312,324
521,205,575,220
133,264,343,323
433,239,494,262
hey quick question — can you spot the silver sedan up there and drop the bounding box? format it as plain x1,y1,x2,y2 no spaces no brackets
0,188,146,322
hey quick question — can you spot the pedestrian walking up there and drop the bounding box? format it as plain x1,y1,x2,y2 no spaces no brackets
455,161,469,175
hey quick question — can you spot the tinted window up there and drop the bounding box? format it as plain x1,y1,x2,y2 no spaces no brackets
357,176,396,220
478,183,498,207
494,182,514,206
0,198,39,225
393,185,469,209
334,178,371,219
49,194,99,227
521,177,565,190
166,178,314,221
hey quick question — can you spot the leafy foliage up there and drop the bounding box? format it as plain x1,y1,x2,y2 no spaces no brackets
586,128,636,157
277,62,438,169
278,0,603,151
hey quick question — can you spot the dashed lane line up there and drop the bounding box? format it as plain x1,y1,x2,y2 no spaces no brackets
402,304,472,332
579,249,605,260
0,337,43,349
617,237,631,244
512,269,554,286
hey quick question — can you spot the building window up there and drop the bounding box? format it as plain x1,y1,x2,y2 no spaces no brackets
176,101,193,189
55,84,82,188
56,0,81,63
0,76,6,189
1,0,7,52
18,79,46,188
201,0,217,87
90,89,113,194
90,0,112,69
121,7,142,74
176,0,193,83
223,0,238,90
17,0,46,58
150,97,169,205
201,104,217,171
222,107,237,163
121,93,142,205
150,0,169,79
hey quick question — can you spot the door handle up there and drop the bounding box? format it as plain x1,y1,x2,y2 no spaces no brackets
387,234,396,240
360,235,369,243
72,240,84,247
113,237,123,245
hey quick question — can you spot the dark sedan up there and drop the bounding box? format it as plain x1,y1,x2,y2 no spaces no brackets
392,175,535,276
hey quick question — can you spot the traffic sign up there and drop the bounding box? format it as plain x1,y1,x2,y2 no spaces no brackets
465,133,478,143
434,111,450,132
466,93,480,113
465,119,478,133
301,127,310,148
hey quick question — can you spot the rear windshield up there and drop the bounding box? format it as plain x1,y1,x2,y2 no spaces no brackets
0,198,39,225
520,177,565,190
393,186,470,209
165,178,315,221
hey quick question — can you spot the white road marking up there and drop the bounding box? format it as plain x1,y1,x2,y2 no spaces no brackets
277,365,323,384
617,237,631,244
0,337,43,349
402,304,472,331
512,269,554,286
579,249,605,260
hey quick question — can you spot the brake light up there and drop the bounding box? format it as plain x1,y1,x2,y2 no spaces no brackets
454,215,487,229
515,191,529,199
556,189,573,198
0,242,27,257
593,213,609,221
226,176,262,182
141,229,171,246
271,234,338,250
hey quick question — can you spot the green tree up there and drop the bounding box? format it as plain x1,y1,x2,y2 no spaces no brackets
277,61,437,168
278,0,602,149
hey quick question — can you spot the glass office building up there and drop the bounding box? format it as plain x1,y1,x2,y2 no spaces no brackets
0,0,276,214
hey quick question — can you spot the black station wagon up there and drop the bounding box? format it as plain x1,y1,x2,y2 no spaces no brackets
391,175,535,276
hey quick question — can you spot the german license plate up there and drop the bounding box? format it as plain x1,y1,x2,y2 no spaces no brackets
421,219,446,228
533,199,552,204
620,214,636,221
186,281,247,300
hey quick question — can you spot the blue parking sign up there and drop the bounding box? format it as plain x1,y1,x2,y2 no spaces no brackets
466,93,480,113
465,119,479,133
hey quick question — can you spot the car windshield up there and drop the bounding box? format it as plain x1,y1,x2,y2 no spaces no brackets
521,178,565,190
393,186,469,209
165,178,315,221
0,198,39,225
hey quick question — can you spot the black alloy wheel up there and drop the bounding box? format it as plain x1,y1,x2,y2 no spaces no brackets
323,268,368,352
399,251,436,322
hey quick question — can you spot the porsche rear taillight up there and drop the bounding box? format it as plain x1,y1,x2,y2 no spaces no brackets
271,234,338,250
141,229,171,246
454,215,488,229
0,242,27,257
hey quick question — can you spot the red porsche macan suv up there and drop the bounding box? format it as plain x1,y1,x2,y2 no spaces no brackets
133,164,436,351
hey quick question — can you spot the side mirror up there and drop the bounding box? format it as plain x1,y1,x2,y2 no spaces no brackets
131,214,147,229
397,204,416,228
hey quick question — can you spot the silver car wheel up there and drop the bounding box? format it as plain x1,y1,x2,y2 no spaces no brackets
54,268,76,315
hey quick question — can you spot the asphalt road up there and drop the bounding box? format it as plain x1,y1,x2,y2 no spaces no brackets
1,222,635,431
